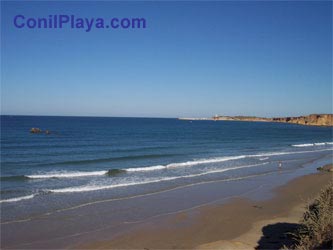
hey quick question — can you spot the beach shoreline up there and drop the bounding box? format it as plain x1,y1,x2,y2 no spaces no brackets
82,167,332,250
1,144,332,249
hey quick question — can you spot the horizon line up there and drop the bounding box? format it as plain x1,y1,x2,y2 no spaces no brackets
1,113,332,119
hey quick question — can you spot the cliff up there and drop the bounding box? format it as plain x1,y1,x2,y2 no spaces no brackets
213,114,333,127
271,114,333,126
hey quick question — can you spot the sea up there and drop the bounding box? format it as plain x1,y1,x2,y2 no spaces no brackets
1,115,332,241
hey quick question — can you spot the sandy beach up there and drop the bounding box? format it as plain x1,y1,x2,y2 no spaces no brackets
2,1,332,249
83,168,332,250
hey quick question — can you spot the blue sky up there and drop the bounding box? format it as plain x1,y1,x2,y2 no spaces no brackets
1,1,332,118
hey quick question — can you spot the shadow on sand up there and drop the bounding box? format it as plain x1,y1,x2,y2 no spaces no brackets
255,222,299,250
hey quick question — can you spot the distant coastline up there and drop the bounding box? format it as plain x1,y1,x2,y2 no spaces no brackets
179,114,333,127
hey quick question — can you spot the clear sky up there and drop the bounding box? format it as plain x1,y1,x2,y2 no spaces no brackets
1,1,332,118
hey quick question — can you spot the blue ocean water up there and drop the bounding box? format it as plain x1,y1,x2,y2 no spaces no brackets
1,115,332,206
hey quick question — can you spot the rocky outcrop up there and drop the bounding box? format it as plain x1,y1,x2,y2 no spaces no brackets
106,169,126,176
213,116,270,122
30,128,52,134
30,128,42,133
272,114,333,126
211,114,333,126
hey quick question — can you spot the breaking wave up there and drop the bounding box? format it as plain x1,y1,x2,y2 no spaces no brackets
2,148,331,181
26,171,107,179
292,142,333,147
166,155,246,168
0,194,35,204
126,165,166,172
47,162,268,193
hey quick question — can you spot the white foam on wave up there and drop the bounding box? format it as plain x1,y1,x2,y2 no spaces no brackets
124,156,247,172
0,194,35,204
293,144,315,147
126,165,166,172
127,148,331,171
166,155,246,168
249,148,331,157
24,148,332,179
292,142,333,147
179,162,268,179
26,166,166,179
25,156,247,178
48,162,267,193
27,171,107,179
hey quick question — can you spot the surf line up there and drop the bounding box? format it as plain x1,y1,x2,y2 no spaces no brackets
1,170,278,225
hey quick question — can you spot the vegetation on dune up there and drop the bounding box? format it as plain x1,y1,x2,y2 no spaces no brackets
317,164,333,172
292,181,333,250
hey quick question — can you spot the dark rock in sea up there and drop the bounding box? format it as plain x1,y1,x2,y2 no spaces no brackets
317,164,333,172
30,128,42,133
106,169,126,176
30,128,54,135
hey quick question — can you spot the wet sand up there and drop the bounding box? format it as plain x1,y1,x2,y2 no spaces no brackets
83,170,332,249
